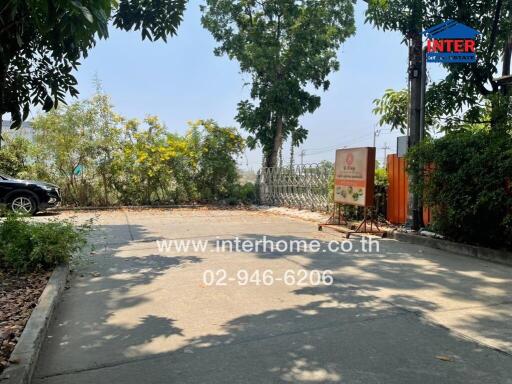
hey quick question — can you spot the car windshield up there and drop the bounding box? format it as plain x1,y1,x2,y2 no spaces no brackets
0,173,12,180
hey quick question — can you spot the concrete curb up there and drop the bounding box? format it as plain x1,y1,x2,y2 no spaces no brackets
0,265,69,384
51,204,204,212
391,231,512,266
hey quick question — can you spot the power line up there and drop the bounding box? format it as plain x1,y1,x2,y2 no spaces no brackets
303,134,375,156
301,132,374,153
301,128,395,157
380,142,391,167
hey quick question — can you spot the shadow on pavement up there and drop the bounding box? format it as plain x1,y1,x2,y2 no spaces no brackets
34,224,512,384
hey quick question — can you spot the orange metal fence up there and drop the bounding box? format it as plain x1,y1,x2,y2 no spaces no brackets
387,154,409,224
386,154,431,226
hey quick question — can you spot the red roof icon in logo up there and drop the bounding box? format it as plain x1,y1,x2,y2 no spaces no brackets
346,153,354,166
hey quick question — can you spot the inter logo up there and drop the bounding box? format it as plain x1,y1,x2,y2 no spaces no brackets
423,20,480,63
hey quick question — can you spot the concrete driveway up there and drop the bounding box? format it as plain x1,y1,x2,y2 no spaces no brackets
33,209,512,383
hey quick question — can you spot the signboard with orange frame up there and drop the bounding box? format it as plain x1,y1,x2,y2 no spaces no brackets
334,147,376,207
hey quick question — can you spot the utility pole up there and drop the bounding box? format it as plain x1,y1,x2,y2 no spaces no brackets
416,46,427,229
419,47,427,142
406,3,424,231
381,142,391,168
373,126,380,148
299,149,305,166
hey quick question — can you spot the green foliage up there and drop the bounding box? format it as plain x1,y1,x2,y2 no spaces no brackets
31,91,124,206
374,167,388,188
0,135,33,176
0,214,90,273
222,182,257,205
9,93,247,206
235,182,257,203
372,86,501,134
114,116,181,205
407,130,512,249
201,0,356,167
374,166,388,218
372,87,442,134
112,118,245,204
0,0,186,130
190,120,245,201
373,89,409,133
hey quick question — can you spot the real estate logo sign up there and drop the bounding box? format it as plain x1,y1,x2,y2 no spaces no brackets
423,20,480,63
334,147,375,207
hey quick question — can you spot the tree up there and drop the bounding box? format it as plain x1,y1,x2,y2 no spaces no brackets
0,134,33,177
89,86,124,205
0,0,187,140
365,0,512,131
116,116,178,204
189,119,245,200
31,96,117,205
201,0,356,168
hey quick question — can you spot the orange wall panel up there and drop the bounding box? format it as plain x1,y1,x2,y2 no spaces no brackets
386,154,431,226
387,154,409,224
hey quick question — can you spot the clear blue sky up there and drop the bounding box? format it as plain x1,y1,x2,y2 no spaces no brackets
72,0,444,170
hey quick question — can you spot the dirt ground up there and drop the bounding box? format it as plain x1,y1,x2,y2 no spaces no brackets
0,271,50,373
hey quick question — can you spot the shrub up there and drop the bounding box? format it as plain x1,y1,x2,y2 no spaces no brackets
0,215,91,273
374,167,388,218
407,129,512,249
0,135,33,177
29,100,246,207
236,182,257,203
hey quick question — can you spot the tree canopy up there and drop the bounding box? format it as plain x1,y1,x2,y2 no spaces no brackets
201,0,356,167
366,0,512,131
0,0,187,130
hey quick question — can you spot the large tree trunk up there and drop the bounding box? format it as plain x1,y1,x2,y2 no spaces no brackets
265,116,283,168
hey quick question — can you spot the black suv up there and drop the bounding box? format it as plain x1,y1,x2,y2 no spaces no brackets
0,173,61,214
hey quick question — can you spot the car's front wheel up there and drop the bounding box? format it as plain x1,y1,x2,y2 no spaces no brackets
10,196,37,215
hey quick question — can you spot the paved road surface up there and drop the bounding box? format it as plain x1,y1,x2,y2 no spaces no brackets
33,209,512,383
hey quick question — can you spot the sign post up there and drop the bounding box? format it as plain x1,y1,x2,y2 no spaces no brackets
319,147,384,238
